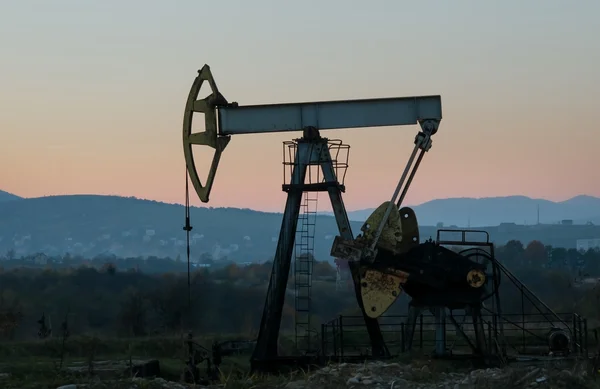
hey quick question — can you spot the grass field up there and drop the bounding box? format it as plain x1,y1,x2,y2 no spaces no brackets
0,330,596,389
0,335,260,388
0,335,459,389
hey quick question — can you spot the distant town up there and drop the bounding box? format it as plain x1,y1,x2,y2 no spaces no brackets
0,192,599,265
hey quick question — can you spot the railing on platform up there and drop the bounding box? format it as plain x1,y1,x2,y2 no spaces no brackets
321,312,589,360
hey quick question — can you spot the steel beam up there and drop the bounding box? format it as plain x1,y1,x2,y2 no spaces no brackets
217,96,442,136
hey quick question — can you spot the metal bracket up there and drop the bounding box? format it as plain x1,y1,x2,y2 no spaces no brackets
182,65,232,203
415,119,438,151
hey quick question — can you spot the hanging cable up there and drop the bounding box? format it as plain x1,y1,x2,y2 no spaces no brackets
183,168,193,321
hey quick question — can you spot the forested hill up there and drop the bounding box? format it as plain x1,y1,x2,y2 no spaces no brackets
345,195,600,226
0,194,599,262
0,195,365,261
0,190,22,202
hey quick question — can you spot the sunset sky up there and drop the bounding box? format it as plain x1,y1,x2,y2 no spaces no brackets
1,0,598,212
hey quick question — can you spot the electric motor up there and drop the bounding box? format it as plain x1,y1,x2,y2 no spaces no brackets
548,327,570,355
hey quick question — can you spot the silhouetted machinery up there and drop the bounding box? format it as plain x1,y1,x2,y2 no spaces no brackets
181,65,576,373
183,333,256,383
331,206,503,362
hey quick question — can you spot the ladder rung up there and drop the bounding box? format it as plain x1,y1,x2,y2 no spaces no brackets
294,192,315,349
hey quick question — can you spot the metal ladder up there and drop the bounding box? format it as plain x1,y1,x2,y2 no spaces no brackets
294,191,318,353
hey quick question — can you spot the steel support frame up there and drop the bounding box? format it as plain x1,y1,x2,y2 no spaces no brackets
404,304,489,360
251,131,388,369
321,150,389,359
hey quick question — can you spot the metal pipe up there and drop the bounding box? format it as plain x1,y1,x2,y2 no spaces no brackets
369,143,420,251
396,148,426,208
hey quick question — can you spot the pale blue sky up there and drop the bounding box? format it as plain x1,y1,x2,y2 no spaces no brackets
1,0,599,211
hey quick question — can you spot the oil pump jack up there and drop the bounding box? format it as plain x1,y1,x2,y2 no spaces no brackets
183,65,506,372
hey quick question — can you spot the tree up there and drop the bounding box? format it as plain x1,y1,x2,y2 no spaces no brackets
118,287,147,337
0,289,23,340
101,262,117,275
223,264,241,280
566,248,582,272
313,261,336,278
147,281,188,332
581,249,600,276
497,240,525,268
524,240,547,264
550,247,567,268
505,240,525,256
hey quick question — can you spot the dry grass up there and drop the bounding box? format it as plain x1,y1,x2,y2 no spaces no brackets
2,336,600,389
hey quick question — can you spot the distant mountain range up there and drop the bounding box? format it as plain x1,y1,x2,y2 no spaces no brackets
0,190,22,202
339,195,600,226
0,191,599,261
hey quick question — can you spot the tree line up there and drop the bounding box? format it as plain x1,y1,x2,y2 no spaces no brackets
0,240,599,342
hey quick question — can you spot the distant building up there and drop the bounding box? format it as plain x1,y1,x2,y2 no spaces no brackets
561,219,574,226
576,238,600,251
33,253,48,265
497,222,518,233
